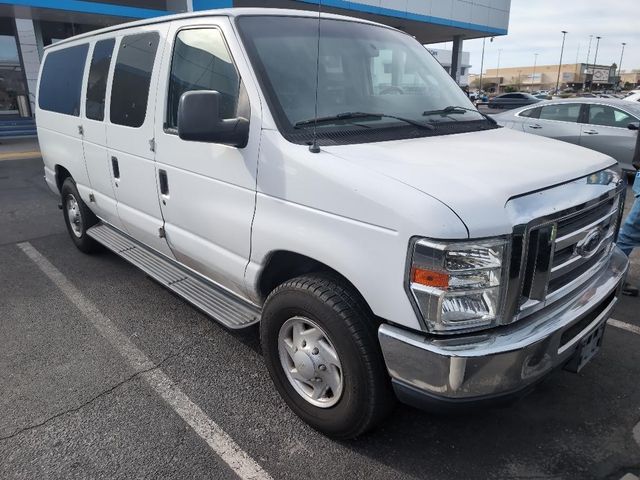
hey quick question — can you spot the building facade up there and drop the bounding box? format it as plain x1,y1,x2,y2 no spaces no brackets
0,0,511,118
483,63,617,92
620,71,640,89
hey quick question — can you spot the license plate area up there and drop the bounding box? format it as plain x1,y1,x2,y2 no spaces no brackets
564,319,606,373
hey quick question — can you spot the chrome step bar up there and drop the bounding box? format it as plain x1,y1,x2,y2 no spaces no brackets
87,223,260,329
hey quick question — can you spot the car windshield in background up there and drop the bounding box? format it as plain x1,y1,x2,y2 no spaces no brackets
237,16,487,142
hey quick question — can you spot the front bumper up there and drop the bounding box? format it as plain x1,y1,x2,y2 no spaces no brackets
379,246,628,408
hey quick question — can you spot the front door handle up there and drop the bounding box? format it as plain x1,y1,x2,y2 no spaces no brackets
528,124,542,129
583,129,599,135
159,169,169,196
111,156,120,179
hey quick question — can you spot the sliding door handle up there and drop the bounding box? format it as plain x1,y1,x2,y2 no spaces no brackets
159,169,169,196
111,156,120,179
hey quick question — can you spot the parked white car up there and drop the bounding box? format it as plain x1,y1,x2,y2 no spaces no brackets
36,8,628,438
624,90,640,103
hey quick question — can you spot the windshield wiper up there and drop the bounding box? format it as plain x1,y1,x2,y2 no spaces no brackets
422,105,497,125
294,112,435,130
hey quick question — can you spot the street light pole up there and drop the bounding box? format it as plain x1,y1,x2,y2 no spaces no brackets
590,36,601,92
531,53,538,90
479,37,486,92
617,42,626,90
555,31,568,94
496,49,502,94
584,35,593,91
517,70,522,90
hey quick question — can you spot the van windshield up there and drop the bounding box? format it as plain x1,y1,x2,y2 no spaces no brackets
237,15,490,144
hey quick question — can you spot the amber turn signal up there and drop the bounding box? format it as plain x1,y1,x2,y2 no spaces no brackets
411,267,449,288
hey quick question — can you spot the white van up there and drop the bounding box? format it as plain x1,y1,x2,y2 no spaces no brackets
37,8,628,438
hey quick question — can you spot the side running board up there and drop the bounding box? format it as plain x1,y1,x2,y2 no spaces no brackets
86,223,260,329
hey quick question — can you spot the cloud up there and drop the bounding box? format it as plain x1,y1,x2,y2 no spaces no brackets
429,0,638,75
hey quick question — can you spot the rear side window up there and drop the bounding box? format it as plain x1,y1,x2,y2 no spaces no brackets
519,107,541,119
539,104,581,123
39,44,89,116
86,38,115,121
166,28,240,130
110,32,159,128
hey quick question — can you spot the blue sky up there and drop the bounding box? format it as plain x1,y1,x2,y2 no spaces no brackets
428,0,638,74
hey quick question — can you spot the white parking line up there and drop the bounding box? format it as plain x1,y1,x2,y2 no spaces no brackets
17,242,272,480
608,318,640,336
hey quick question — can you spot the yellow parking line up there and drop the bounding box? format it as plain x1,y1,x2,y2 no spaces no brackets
0,151,41,161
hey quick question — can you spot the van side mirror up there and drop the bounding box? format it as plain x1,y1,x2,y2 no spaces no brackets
628,121,640,131
177,90,249,148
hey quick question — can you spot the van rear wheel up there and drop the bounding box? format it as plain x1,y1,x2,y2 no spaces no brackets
61,178,100,253
261,274,395,439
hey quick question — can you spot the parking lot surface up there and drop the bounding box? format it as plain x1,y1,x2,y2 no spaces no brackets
1,157,640,480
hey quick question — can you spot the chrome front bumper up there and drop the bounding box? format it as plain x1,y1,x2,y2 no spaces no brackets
379,247,628,406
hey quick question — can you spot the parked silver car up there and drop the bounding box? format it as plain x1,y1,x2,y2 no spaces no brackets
494,99,640,172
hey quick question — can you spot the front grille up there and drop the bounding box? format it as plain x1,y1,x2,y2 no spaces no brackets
516,191,622,316
548,195,618,295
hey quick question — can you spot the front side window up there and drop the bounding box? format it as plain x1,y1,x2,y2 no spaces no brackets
166,28,240,130
538,104,581,123
39,44,88,116
237,16,489,144
588,105,636,128
86,38,115,121
110,31,159,128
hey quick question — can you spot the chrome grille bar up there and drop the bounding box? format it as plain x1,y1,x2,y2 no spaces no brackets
554,208,617,251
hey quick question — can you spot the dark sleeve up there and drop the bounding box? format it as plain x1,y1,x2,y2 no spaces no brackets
633,131,640,171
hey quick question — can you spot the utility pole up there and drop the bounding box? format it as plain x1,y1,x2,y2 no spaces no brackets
555,31,568,94
531,53,538,90
617,42,626,90
590,36,601,91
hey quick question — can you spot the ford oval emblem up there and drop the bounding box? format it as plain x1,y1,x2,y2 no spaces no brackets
575,228,603,259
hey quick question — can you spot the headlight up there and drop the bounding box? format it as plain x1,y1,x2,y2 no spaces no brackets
407,238,510,334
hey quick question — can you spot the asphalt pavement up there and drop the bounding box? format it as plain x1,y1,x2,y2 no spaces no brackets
1,157,639,480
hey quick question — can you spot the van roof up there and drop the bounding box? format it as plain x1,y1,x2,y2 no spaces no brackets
45,7,388,50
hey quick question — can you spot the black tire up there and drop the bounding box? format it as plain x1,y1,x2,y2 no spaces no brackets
60,177,101,254
261,273,395,439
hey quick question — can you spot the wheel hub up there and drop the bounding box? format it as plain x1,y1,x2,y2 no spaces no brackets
65,194,83,238
293,350,316,379
278,316,344,408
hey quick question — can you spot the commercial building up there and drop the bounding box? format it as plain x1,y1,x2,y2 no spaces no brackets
620,71,640,89
482,63,617,92
0,0,510,124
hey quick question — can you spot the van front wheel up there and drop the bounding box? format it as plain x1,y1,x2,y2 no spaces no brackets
61,178,100,253
260,274,395,439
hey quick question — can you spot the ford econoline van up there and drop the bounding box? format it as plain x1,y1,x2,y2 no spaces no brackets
36,8,628,438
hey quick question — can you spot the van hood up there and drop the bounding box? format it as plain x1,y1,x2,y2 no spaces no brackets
323,127,616,237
